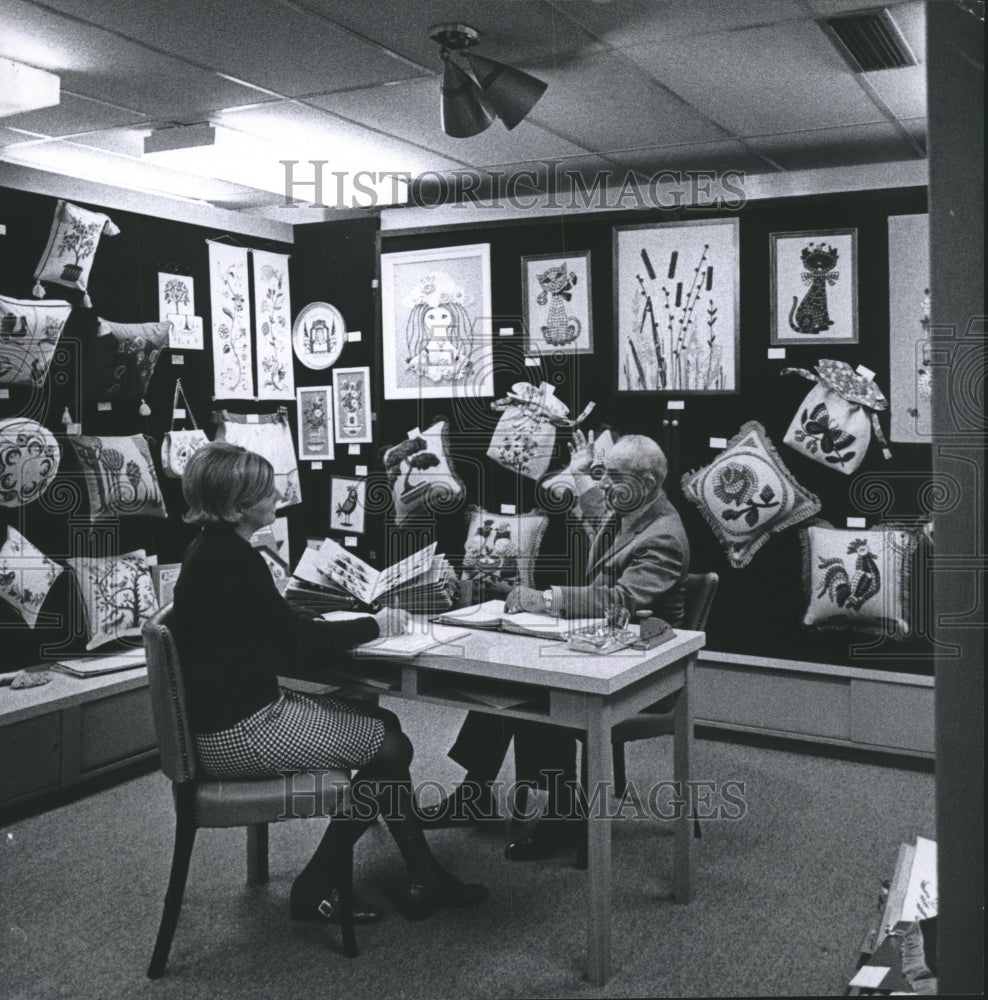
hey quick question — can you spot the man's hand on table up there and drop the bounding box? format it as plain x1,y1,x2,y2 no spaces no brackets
504,586,548,615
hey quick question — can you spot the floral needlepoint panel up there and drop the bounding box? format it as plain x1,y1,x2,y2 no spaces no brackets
208,240,254,400
88,319,169,401
252,250,295,401
0,295,72,387
62,434,167,520
68,549,160,650
0,526,64,628
33,200,120,297
331,367,373,444
0,417,61,508
681,421,821,569
382,418,465,525
801,523,918,637
461,507,549,596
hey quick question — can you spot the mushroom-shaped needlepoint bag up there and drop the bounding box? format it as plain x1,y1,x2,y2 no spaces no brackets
782,359,891,475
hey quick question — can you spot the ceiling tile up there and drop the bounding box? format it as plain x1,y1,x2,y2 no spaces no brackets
747,121,922,171
626,19,889,136
608,140,777,179
0,93,146,138
866,65,926,120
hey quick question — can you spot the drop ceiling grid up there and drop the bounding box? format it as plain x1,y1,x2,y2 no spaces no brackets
747,120,919,171
625,19,897,139
0,93,147,141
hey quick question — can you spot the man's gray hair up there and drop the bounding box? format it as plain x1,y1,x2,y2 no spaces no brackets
611,434,668,488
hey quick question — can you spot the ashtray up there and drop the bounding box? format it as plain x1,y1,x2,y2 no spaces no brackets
566,626,638,655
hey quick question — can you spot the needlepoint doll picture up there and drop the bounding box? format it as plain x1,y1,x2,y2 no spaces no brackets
380,244,493,400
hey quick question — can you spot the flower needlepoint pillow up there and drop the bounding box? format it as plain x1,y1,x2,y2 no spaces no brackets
33,200,120,304
0,294,72,387
461,506,549,596
62,434,167,520
0,526,64,628
681,420,821,569
68,549,159,650
801,522,918,637
87,319,168,403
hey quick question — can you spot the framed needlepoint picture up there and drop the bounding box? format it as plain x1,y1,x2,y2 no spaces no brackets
380,243,493,400
332,367,373,443
295,385,334,461
330,476,367,534
521,250,593,355
770,229,858,346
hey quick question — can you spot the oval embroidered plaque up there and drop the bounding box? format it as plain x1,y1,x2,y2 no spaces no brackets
0,417,61,507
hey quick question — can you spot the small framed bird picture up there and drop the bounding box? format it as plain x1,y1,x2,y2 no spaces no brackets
329,475,366,534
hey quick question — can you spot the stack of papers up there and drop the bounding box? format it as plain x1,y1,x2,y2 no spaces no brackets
285,539,457,615
54,652,146,677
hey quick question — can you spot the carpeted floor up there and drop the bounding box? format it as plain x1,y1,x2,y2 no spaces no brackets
0,697,934,999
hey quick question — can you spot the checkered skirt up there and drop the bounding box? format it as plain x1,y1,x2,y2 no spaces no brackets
194,688,385,778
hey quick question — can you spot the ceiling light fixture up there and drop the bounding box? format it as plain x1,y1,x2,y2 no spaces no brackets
0,57,60,119
428,23,548,138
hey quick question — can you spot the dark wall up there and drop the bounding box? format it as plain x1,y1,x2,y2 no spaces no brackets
0,186,291,667
356,188,934,673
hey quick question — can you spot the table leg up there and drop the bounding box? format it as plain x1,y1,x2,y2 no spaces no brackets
584,702,613,985
672,660,694,903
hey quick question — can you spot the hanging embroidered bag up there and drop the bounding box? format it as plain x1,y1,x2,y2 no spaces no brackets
487,382,595,481
782,359,891,475
160,379,209,478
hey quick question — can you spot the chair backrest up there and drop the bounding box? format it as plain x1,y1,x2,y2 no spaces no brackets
143,604,198,784
682,572,719,632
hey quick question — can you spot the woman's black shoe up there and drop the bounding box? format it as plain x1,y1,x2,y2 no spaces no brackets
395,872,489,920
290,884,384,925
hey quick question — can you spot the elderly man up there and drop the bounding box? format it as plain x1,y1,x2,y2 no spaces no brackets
422,431,690,860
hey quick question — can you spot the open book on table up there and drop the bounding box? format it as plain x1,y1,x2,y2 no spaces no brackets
432,599,606,641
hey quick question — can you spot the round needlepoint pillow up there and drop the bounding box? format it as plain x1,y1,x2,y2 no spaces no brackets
0,417,61,508
800,522,918,637
681,420,821,569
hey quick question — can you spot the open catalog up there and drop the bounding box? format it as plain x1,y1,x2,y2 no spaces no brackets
284,538,457,615
432,599,608,641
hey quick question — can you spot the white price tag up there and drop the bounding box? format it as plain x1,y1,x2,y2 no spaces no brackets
66,423,82,436
767,348,786,360
173,408,186,420
98,401,112,412
355,465,368,477
498,326,514,337
667,400,685,411
348,443,361,455
500,503,517,515
370,278,379,289
709,437,728,449
524,356,540,367
848,966,890,989
856,364,876,380
0,389,9,400
311,461,323,470
171,354,185,365
344,536,358,548
347,330,362,342
247,413,259,423
846,517,867,528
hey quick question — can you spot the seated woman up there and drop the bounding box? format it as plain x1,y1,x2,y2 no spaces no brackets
169,442,487,923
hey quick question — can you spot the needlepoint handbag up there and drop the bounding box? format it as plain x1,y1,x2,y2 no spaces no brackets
160,379,209,479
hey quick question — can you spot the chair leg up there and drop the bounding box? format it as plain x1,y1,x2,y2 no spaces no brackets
612,739,627,798
147,785,197,979
247,823,269,885
336,828,358,958
575,747,588,870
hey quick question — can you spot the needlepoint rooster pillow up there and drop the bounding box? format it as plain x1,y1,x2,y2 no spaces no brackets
62,434,167,520
801,523,917,636
87,318,168,401
0,526,64,628
33,200,120,301
68,549,159,650
681,421,821,569
461,506,549,596
382,418,465,524
0,295,72,387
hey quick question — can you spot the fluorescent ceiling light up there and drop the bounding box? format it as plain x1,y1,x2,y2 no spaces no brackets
143,122,410,208
0,57,60,118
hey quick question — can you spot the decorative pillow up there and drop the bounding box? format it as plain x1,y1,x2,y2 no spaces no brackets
87,319,168,401
801,523,918,636
681,420,821,569
68,549,159,650
461,506,549,595
33,200,120,301
0,294,72,386
214,408,301,510
0,417,61,508
0,526,64,627
62,434,167,520
382,418,465,524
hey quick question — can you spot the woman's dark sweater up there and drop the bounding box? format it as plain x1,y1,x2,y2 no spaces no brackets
170,524,379,733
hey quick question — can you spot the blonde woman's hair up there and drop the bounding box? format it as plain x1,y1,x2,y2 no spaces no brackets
182,441,274,525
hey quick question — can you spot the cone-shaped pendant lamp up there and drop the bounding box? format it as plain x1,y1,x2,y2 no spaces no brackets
464,53,547,130
440,51,496,138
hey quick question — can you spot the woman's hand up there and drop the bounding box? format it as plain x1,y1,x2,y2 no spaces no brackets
567,429,595,475
373,606,412,637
